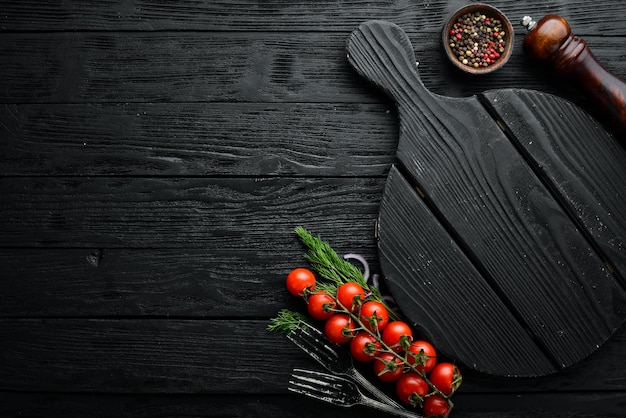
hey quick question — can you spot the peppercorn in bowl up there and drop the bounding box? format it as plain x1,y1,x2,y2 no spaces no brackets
442,3,513,74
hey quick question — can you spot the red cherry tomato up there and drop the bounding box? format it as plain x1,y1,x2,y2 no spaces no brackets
359,301,389,332
407,340,437,374
395,372,429,406
285,268,316,296
423,394,451,418
429,362,462,395
382,321,413,351
372,352,404,382
349,332,381,363
307,291,336,320
324,314,355,344
336,282,365,311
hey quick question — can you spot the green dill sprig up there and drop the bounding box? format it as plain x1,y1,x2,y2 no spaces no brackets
295,226,367,288
267,309,310,333
294,226,396,320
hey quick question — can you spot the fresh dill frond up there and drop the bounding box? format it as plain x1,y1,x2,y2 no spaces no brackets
267,309,310,334
294,226,367,288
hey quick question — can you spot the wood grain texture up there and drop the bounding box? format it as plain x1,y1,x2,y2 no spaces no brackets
0,177,382,248
1,31,624,107
0,319,302,393
0,246,377,318
1,0,625,415
484,89,626,278
0,32,368,103
2,392,626,418
452,392,626,417
0,248,310,318
0,393,389,418
347,20,626,375
0,103,397,176
0,0,625,34
378,166,555,376
1,319,625,394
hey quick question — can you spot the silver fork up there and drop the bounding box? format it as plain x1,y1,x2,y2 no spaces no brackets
287,321,404,409
289,368,423,418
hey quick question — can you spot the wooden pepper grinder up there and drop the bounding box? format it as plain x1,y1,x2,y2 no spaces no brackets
521,15,626,141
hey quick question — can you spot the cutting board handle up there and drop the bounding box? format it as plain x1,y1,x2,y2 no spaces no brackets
347,21,431,106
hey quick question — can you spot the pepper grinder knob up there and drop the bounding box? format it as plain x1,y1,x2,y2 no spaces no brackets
521,14,626,140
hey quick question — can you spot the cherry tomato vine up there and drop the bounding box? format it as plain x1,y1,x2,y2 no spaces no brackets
269,227,462,418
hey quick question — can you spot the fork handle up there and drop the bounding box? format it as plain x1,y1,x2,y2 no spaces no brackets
349,368,405,409
360,395,424,418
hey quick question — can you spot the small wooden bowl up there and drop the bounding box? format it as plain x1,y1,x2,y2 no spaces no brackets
442,3,514,75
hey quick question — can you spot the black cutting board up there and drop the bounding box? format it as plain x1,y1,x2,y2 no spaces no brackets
347,20,626,377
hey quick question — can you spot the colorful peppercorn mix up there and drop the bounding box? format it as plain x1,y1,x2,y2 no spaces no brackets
448,11,506,69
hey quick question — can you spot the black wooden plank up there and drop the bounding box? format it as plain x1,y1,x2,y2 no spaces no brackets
452,392,626,417
0,177,382,248
0,393,385,418
0,103,397,177
484,89,626,280
0,247,377,318
1,319,626,394
464,321,626,393
347,20,626,375
0,319,301,393
0,0,624,35
0,248,304,318
1,31,624,106
378,166,555,376
2,392,626,418
0,32,366,103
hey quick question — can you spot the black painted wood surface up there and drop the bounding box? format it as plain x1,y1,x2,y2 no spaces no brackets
1,1,626,416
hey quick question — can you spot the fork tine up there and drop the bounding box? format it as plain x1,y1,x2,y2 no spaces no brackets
292,368,347,385
289,369,424,418
288,381,345,405
286,329,324,360
291,369,353,396
287,323,340,365
289,369,350,404
301,324,340,357
289,375,337,395
287,382,311,397
288,378,337,401
287,324,407,411
297,321,325,340
287,336,330,369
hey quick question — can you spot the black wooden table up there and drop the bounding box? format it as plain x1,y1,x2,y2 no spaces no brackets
1,1,625,417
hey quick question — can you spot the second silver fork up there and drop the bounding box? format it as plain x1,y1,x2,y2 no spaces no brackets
289,368,423,418
287,321,405,409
